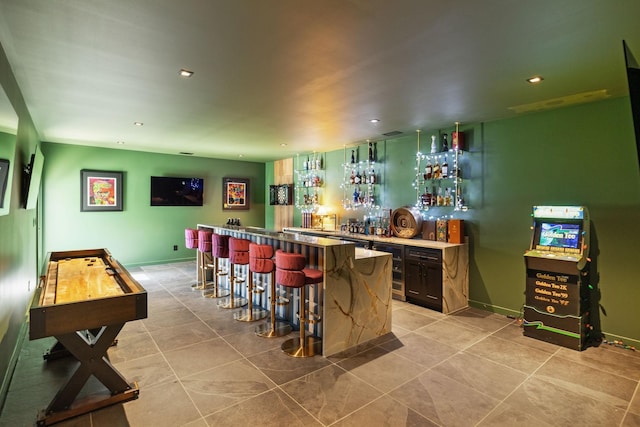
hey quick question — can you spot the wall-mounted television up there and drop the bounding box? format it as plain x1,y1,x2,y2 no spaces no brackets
623,40,640,175
22,145,44,210
0,158,9,209
150,176,204,206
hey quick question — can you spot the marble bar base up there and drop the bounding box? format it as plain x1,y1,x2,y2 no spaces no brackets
324,246,393,356
441,244,470,314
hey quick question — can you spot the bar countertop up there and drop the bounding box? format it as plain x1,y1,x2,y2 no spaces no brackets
282,226,466,249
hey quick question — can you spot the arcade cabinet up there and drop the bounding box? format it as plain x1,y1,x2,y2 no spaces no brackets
523,205,592,350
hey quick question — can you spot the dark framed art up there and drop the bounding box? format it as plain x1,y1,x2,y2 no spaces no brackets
223,177,249,210
80,169,123,212
0,158,9,209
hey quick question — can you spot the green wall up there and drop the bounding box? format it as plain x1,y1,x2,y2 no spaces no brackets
285,97,640,346
41,143,266,266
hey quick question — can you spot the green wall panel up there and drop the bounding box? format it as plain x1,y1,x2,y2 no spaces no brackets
41,143,266,266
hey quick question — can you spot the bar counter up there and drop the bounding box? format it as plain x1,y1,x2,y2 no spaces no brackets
197,225,393,356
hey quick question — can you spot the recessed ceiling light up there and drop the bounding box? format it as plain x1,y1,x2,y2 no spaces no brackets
238,154,244,158
133,121,144,126
370,118,380,123
179,68,194,77
280,143,287,147
527,76,544,84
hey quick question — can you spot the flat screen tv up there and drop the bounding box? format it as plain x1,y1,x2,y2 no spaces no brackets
22,145,44,210
623,40,640,174
150,176,204,206
537,222,581,250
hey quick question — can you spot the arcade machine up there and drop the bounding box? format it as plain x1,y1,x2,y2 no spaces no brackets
523,205,593,350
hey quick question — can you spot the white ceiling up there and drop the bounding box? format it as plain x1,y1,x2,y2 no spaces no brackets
1,0,639,162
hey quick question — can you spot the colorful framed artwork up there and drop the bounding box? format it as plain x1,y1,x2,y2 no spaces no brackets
80,169,123,212
223,177,249,210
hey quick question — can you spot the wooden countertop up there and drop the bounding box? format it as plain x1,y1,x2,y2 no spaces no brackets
283,227,467,249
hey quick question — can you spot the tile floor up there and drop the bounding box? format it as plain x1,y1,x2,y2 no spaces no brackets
1,261,639,427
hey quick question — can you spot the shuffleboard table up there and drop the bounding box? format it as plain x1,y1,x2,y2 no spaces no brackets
29,248,147,426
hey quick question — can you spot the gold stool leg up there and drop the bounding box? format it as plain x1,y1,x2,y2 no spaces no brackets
192,251,210,291
235,270,268,322
203,257,230,298
256,271,291,337
218,262,247,309
281,285,321,357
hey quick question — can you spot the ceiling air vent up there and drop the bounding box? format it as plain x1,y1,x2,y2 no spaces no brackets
179,152,194,155
382,130,403,137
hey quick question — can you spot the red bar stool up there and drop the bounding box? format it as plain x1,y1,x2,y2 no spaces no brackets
275,251,323,357
195,230,216,291
218,237,249,309
254,243,292,337
203,233,231,299
233,243,270,322
184,228,199,288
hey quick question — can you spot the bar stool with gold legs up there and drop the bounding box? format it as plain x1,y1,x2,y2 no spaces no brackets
195,230,216,291
233,243,269,322
254,244,291,337
275,251,323,357
203,233,231,299
184,228,199,289
218,237,249,309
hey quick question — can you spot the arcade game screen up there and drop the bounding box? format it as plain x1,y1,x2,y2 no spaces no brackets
536,222,581,251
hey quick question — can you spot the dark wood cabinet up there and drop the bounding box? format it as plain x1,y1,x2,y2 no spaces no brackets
404,247,443,311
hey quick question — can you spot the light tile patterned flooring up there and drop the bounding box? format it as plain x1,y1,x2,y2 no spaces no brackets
1,261,639,426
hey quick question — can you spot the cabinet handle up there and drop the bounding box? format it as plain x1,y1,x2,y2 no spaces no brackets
407,290,420,295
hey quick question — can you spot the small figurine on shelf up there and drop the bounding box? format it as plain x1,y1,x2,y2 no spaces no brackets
430,135,437,154
441,134,449,152
351,149,356,164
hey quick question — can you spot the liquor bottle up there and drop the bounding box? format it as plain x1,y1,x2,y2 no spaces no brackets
437,186,444,206
420,187,429,206
430,135,437,153
353,188,359,203
350,169,355,184
424,159,432,180
303,156,308,170
452,130,463,151
369,169,376,184
368,141,374,162
351,150,356,164
310,153,315,170
442,157,448,179
445,187,452,206
316,154,322,170
354,169,361,184
373,142,378,162
433,159,441,179
442,134,449,152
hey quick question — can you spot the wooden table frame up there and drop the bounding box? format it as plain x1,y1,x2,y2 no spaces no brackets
29,249,147,426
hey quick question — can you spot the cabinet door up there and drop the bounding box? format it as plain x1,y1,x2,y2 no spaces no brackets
404,258,423,300
423,262,443,312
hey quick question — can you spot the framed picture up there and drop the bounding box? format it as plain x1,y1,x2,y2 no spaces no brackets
223,177,249,210
0,158,9,209
80,169,123,212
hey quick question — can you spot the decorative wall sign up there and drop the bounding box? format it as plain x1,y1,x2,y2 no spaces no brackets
223,177,249,210
80,169,123,211
269,184,292,205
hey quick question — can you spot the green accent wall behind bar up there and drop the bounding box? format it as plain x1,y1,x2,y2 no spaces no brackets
41,143,266,266
273,97,640,347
